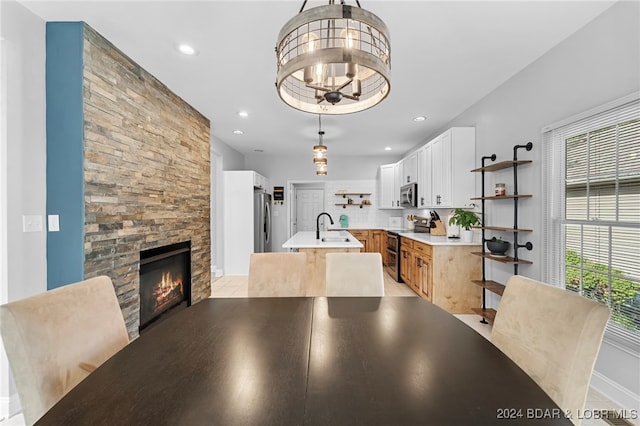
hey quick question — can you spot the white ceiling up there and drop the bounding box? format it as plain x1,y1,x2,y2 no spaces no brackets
20,0,615,157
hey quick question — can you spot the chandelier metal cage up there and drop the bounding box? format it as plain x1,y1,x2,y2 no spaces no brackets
276,0,391,115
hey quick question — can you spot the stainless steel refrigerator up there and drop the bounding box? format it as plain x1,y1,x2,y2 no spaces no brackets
253,190,272,253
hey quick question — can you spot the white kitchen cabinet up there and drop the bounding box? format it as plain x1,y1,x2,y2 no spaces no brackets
429,127,476,208
377,162,402,209
401,152,418,185
253,172,271,193
417,144,432,208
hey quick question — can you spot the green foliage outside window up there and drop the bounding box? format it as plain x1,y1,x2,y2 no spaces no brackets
566,250,640,332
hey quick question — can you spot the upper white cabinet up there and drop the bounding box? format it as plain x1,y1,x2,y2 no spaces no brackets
253,172,270,193
378,162,403,209
429,127,476,208
417,144,432,208
400,152,418,185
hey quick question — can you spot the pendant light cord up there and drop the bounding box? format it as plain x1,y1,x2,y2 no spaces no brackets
300,0,361,13
318,114,325,145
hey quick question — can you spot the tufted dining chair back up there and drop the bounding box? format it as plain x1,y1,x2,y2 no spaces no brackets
491,275,610,425
325,252,385,297
0,275,129,425
248,252,308,297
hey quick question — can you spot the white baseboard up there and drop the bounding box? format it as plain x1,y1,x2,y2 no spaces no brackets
0,392,21,424
591,370,640,412
0,395,8,423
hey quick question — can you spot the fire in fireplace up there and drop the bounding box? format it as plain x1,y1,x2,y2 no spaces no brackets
139,241,191,331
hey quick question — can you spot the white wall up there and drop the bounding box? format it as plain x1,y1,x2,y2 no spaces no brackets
0,0,47,419
410,0,639,410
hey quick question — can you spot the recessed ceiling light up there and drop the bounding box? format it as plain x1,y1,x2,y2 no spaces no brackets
413,116,426,122
177,44,196,55
384,146,392,151
238,111,249,118
233,130,244,135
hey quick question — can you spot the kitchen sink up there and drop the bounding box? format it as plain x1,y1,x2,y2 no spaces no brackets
321,237,350,242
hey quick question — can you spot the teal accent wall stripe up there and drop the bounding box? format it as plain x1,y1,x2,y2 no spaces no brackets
46,22,85,289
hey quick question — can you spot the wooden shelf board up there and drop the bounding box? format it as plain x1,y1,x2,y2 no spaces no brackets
471,160,532,173
472,226,533,232
471,280,505,296
335,193,371,198
335,203,369,208
471,252,533,264
471,194,532,200
472,307,497,324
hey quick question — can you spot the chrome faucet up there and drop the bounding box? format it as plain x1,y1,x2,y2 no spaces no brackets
316,212,334,240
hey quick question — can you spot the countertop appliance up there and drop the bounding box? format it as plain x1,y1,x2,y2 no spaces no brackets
254,189,272,253
400,183,418,208
413,216,431,233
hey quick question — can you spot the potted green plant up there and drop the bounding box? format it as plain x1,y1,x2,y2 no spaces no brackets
448,208,480,242
486,237,510,256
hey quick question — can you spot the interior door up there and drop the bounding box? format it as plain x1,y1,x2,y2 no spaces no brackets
296,189,325,232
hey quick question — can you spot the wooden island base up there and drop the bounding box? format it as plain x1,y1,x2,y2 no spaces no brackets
299,247,360,296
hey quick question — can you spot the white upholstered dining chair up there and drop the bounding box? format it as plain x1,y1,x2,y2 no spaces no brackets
491,275,610,425
248,252,308,297
325,252,385,297
0,275,129,425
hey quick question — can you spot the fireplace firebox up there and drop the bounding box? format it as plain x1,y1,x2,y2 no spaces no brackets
139,241,191,332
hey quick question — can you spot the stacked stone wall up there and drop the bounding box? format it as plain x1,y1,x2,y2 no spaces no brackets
82,24,211,338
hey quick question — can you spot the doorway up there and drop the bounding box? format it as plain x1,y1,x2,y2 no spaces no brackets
288,182,326,238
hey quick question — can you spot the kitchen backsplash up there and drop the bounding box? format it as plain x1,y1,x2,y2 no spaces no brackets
323,180,401,229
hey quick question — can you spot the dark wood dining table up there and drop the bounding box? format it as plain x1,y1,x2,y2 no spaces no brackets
36,297,572,425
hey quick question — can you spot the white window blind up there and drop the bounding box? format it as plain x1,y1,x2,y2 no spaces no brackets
543,94,640,348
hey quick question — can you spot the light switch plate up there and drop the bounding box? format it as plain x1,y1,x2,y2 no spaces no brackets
22,215,43,232
48,214,60,232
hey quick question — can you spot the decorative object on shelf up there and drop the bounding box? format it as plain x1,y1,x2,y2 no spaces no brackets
334,191,372,208
275,0,391,115
470,143,534,325
313,115,327,175
448,208,479,242
494,183,506,196
486,237,510,256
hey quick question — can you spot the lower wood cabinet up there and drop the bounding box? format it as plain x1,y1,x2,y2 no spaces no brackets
400,239,416,292
401,239,480,314
347,229,386,262
348,230,370,253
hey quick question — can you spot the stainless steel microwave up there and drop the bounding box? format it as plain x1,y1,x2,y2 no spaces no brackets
400,183,417,208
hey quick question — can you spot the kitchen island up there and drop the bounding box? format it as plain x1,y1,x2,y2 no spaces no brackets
283,231,363,296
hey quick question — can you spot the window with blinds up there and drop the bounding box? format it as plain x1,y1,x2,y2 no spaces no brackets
543,95,640,347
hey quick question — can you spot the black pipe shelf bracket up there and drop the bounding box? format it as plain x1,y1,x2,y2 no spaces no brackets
470,142,534,325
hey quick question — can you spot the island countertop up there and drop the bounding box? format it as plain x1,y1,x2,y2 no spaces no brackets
282,231,364,249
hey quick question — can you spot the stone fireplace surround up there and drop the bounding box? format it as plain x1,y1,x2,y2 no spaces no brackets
46,22,211,338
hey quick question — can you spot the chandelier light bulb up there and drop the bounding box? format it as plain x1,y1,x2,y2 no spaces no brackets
302,32,319,53
340,27,359,50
